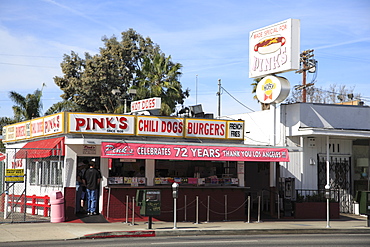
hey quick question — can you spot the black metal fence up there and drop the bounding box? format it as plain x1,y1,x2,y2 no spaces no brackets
296,189,340,203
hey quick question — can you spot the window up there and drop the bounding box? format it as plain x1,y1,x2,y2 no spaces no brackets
37,161,42,185
29,161,42,185
50,161,62,185
29,160,63,186
41,161,49,185
29,161,37,185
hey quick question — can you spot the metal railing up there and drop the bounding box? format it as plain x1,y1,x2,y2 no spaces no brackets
296,189,340,203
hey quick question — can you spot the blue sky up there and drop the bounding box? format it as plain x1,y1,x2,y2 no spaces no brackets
1,0,369,118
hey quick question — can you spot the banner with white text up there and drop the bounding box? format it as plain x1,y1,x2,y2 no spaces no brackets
101,142,289,162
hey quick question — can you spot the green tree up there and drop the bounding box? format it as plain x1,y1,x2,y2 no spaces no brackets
137,53,189,115
9,87,44,121
54,29,188,115
44,100,82,115
286,83,361,104
0,117,16,149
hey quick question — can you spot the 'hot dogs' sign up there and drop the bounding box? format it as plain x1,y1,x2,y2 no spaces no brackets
101,142,289,162
131,97,161,113
249,18,300,78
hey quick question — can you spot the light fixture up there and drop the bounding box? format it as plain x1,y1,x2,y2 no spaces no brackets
356,158,368,167
309,158,316,166
111,88,121,96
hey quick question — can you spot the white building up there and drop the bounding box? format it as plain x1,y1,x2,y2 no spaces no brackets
3,112,291,221
230,102,370,214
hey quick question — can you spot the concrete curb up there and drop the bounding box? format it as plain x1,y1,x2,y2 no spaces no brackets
81,230,156,239
79,228,370,239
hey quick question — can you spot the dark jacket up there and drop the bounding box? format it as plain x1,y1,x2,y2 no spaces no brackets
83,167,102,190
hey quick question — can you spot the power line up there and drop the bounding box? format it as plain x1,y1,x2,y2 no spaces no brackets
221,86,255,112
316,52,370,63
0,53,60,58
0,62,58,69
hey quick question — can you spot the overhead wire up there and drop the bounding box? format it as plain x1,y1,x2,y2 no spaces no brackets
0,53,60,58
220,86,255,112
0,62,57,69
2,52,370,104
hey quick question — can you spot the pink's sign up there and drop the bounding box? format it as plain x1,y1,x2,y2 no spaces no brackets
101,142,289,162
249,18,300,78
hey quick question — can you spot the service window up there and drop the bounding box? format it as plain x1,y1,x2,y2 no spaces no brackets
108,159,146,185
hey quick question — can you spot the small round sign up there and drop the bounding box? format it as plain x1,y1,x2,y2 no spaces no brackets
256,75,290,104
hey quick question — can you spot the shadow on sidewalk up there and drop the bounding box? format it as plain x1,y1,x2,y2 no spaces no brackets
337,213,367,221
68,213,109,223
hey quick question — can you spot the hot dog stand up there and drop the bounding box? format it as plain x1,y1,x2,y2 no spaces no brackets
2,112,289,221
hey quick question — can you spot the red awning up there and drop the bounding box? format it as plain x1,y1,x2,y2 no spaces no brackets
15,137,65,159
0,152,6,161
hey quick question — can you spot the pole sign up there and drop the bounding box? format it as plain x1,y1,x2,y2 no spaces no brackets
249,18,300,78
256,75,291,104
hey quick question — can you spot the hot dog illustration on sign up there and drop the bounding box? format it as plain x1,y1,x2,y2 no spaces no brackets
254,36,286,55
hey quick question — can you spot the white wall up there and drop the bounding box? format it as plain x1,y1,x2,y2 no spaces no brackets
279,136,353,190
283,103,370,136
229,103,360,192
64,145,77,188
230,110,273,146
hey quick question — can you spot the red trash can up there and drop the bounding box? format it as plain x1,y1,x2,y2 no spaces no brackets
50,191,65,223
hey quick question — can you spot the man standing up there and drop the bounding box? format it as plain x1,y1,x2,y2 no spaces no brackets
83,161,102,215
76,160,88,214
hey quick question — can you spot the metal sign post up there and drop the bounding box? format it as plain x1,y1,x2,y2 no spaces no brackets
172,182,179,229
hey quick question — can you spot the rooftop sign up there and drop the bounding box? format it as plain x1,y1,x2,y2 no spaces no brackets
67,113,243,140
3,113,244,142
131,97,161,113
2,113,64,142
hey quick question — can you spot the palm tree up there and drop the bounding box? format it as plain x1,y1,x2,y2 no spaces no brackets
44,100,82,115
0,116,16,148
136,53,189,115
251,78,270,110
9,85,44,121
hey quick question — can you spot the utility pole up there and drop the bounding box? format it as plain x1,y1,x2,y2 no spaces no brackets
196,75,198,105
217,79,221,118
296,49,315,103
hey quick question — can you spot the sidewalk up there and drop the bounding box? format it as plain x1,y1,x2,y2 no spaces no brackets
0,214,369,243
